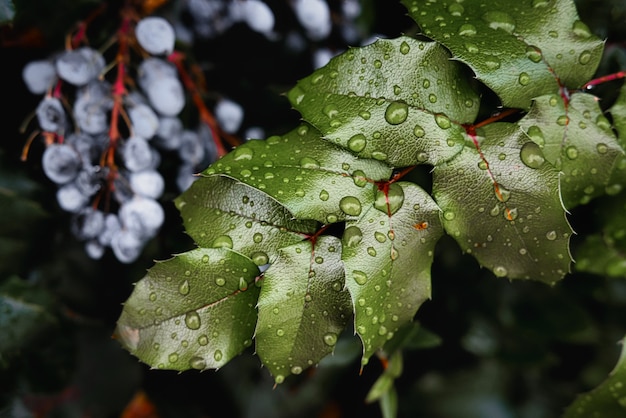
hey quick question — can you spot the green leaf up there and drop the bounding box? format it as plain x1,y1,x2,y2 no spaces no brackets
287,36,480,167
175,175,318,265
432,122,572,283
342,181,443,363
518,92,624,208
254,235,352,383
606,82,626,196
563,336,626,417
402,0,604,110
203,123,392,224
115,248,260,371
0,276,57,364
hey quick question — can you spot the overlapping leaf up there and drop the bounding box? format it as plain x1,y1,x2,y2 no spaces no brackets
175,176,318,265
518,92,624,208
402,0,604,110
563,335,626,417
203,123,392,224
255,236,352,383
342,181,443,362
287,37,480,167
115,248,260,371
607,82,626,194
432,122,572,283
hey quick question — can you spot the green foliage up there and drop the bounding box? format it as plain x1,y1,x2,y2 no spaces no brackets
115,0,626,415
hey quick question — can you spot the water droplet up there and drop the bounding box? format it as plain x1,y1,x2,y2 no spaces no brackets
190,356,206,370
525,46,543,63
238,277,248,291
400,41,410,54
319,189,330,201
299,157,320,169
367,247,377,257
434,114,451,129
179,280,190,295
291,366,303,375
532,0,549,7
385,101,409,125
579,50,592,65
276,328,285,337
495,185,511,202
198,335,209,346
323,103,339,118
566,146,578,159
546,230,557,241
428,93,438,103
185,311,201,330
323,332,338,346
548,30,558,38
393,85,402,95
458,23,476,36
484,56,501,70
253,232,263,243
443,210,456,220
233,146,254,161
504,208,518,221
347,134,367,152
518,72,530,86
251,251,269,266
214,350,223,362
448,3,464,16
422,79,431,89
596,143,608,154
339,196,362,216
168,353,179,363
572,20,592,38
373,59,382,69
353,270,368,285
374,183,405,215
526,126,545,147
215,277,226,286
520,142,546,169
417,151,429,162
493,265,508,277
557,115,569,126
482,11,516,33
213,235,233,249
149,292,157,302
375,231,387,243
464,42,479,53
359,110,371,120
326,214,338,223
478,160,488,170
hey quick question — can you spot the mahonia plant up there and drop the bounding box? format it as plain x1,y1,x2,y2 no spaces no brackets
116,0,626,390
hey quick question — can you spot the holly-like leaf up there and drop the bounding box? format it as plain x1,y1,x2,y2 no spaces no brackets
402,0,604,110
432,122,572,283
115,248,260,371
203,123,392,224
563,335,626,417
287,37,480,167
607,82,626,196
254,235,352,383
175,176,318,266
518,92,624,208
342,181,443,363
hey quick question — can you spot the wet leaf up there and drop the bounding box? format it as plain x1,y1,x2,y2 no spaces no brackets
203,123,392,224
342,181,443,363
518,92,624,208
402,0,604,110
254,236,352,383
432,122,572,283
115,248,260,371
563,335,626,417
287,37,479,167
175,175,317,264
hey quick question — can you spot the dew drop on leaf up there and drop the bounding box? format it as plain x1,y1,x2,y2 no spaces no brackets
520,142,546,169
339,196,363,216
189,356,206,370
525,46,543,63
212,235,233,249
198,335,209,346
493,265,508,277
482,11,516,33
251,251,269,266
353,270,368,285
179,280,190,295
184,311,201,330
579,50,592,65
299,157,320,169
323,332,338,346
374,231,387,243
214,350,223,362
348,134,367,152
546,230,557,241
385,101,409,125
458,23,476,36
168,353,179,363
343,226,363,247
526,125,545,147
518,72,530,86
566,146,579,160
434,114,451,129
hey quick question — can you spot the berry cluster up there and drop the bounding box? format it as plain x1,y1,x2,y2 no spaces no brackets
21,0,370,264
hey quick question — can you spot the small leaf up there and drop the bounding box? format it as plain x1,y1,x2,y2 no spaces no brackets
203,123,392,224
518,92,624,208
287,37,480,167
402,0,603,110
175,176,317,264
115,248,260,371
563,336,626,417
432,122,572,283
255,235,352,383
342,181,443,363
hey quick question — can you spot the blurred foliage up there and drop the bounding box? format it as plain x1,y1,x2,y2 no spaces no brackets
0,0,626,417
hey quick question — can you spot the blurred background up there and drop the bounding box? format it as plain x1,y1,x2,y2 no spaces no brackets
1,0,626,417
